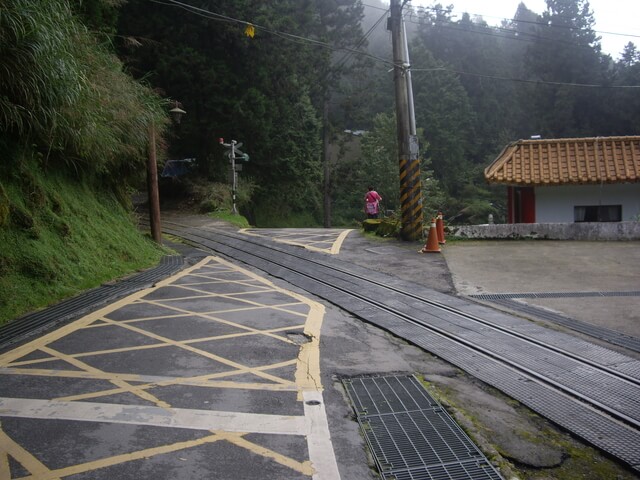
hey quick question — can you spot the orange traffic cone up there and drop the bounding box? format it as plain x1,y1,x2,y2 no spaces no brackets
419,218,441,253
436,212,446,244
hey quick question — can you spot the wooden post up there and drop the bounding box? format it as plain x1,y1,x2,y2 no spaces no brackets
147,122,162,243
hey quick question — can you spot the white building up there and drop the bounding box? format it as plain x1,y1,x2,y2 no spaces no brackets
485,136,640,223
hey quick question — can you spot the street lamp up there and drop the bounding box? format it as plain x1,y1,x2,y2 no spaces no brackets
169,102,186,124
147,101,186,244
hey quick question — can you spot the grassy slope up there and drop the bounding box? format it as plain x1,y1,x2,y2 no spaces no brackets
0,162,166,325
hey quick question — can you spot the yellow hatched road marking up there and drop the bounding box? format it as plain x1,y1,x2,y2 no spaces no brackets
7,431,314,480
0,427,60,480
1,367,300,394
7,324,305,368
145,288,308,316
0,255,334,478
97,316,297,384
238,228,353,254
138,297,307,341
13,432,226,480
0,398,308,435
0,257,217,367
0,449,11,480
330,229,352,254
38,346,171,409
159,282,287,299
56,357,299,403
224,433,315,476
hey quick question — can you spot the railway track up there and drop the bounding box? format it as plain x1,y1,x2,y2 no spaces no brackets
160,218,640,473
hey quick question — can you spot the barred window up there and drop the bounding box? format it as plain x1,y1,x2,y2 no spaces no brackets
574,205,622,222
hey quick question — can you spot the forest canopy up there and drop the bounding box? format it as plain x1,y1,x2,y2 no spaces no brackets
2,0,638,226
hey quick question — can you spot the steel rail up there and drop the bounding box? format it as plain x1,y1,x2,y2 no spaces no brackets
161,220,640,381
141,219,640,470
159,221,640,428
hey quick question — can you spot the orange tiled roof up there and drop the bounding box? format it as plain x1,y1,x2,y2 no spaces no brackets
484,136,640,186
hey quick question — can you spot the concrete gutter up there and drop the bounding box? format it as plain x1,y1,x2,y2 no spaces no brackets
449,221,640,241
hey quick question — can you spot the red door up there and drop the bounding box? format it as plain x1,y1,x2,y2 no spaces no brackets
508,187,536,224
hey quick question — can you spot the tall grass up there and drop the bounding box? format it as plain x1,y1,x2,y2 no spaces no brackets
0,154,166,324
0,0,168,186
0,0,173,324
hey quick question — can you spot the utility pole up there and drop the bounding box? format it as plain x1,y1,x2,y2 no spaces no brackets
390,0,423,241
230,140,238,215
146,102,186,245
322,96,331,228
147,122,162,244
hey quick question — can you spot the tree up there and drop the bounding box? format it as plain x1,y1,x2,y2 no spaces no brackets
411,5,524,164
523,0,608,137
70,0,123,36
117,0,331,224
306,0,366,227
331,112,443,223
620,42,640,67
409,47,475,195
606,43,640,134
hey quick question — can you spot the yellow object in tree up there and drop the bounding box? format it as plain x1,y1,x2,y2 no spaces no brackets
244,24,255,38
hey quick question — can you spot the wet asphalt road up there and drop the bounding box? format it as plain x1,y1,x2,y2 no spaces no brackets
1,218,638,479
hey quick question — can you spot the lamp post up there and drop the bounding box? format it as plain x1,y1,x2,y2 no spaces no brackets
170,104,186,124
147,101,186,244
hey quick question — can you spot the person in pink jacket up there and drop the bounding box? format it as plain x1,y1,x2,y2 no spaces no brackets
364,186,382,219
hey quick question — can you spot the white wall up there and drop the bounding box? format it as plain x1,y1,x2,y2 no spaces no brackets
535,183,640,222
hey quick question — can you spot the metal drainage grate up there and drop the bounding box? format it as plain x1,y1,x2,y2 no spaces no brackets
471,291,640,300
342,374,503,480
0,255,185,351
489,298,640,353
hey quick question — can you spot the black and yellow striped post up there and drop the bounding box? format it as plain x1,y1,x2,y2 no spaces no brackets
399,149,423,241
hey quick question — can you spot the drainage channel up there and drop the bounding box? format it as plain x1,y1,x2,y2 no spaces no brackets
471,291,640,300
342,374,503,480
0,255,185,352
487,298,640,353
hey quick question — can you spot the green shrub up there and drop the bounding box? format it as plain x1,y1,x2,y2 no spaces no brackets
362,218,402,238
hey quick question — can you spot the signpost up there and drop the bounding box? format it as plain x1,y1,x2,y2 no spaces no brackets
219,138,249,215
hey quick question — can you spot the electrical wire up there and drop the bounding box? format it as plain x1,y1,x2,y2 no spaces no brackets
148,0,640,89
412,66,640,88
364,1,639,55
153,0,395,66
402,2,640,41
409,19,601,52
333,7,390,73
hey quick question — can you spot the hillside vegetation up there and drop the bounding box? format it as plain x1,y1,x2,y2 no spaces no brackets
116,0,640,225
2,0,639,320
0,154,165,324
0,0,170,324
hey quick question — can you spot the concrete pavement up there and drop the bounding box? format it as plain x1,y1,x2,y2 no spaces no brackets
442,240,640,341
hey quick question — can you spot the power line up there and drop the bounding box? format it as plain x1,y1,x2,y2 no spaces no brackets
412,66,640,88
153,0,395,67
408,17,599,51
401,2,640,41
365,2,636,55
333,7,390,72
148,0,640,89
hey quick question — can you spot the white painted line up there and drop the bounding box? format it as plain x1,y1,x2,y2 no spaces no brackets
304,391,341,480
0,397,308,436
